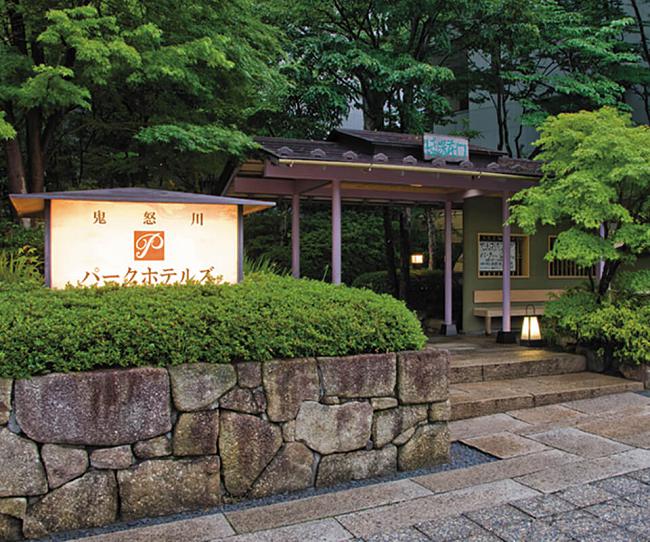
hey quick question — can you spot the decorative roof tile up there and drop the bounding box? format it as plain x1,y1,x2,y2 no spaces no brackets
277,146,294,157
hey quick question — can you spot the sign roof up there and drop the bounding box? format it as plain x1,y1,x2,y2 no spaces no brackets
10,187,275,217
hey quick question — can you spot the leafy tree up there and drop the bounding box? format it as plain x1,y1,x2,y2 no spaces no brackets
557,0,624,23
0,0,285,196
619,0,650,123
510,107,650,298
252,27,351,140
465,0,637,157
264,0,481,135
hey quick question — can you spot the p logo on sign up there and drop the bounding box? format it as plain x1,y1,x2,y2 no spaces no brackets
134,231,165,260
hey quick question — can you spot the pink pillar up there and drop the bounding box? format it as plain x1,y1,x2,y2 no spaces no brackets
331,180,342,284
444,201,453,325
500,192,513,339
291,192,300,278
441,200,457,335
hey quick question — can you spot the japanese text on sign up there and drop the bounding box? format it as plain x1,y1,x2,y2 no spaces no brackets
479,240,516,272
423,134,469,162
79,266,220,286
49,200,239,288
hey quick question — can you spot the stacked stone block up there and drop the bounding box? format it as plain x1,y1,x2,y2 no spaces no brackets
0,349,449,540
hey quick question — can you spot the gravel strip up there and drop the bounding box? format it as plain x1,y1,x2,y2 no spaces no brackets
36,442,496,541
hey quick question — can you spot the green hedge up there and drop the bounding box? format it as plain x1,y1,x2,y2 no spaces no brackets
0,273,426,379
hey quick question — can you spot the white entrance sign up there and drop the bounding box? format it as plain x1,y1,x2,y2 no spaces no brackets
50,200,238,288
479,239,516,272
9,187,274,289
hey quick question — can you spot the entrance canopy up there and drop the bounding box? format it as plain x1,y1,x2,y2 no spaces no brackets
219,128,541,205
218,128,542,339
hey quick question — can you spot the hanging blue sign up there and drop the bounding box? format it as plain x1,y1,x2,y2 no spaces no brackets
423,134,469,162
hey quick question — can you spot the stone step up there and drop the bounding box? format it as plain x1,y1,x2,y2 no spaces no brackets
450,372,644,421
450,350,586,384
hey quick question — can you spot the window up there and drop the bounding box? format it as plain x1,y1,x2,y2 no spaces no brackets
548,236,596,278
477,233,529,278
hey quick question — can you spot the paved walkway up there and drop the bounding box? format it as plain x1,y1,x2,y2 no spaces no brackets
74,391,650,542
433,336,643,421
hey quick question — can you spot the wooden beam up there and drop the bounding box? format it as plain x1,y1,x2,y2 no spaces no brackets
262,162,536,193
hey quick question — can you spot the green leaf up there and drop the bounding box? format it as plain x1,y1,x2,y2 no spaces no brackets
18,65,91,110
134,123,255,155
0,111,16,140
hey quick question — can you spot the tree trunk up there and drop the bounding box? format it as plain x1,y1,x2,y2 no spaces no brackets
399,86,416,133
514,119,525,158
630,0,650,123
4,136,31,226
495,91,505,152
398,208,411,301
26,109,45,193
493,48,505,153
642,86,650,126
383,207,399,297
362,88,387,130
425,208,436,270
502,100,513,157
598,260,620,298
4,136,27,195
631,0,650,67
7,1,27,55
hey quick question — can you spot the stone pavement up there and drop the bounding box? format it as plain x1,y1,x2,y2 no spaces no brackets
69,391,650,542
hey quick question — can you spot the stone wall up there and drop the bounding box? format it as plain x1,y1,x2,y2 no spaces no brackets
0,350,449,541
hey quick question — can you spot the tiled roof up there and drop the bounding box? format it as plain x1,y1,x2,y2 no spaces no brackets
253,129,541,178
330,128,504,155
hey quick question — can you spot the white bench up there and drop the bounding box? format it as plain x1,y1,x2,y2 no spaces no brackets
472,289,564,335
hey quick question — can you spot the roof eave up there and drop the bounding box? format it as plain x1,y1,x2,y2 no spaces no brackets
274,158,540,181
9,189,275,218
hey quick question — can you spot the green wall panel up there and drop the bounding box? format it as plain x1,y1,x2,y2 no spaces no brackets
461,196,590,333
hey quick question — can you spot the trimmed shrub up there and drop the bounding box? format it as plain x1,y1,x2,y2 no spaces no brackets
0,273,426,379
544,289,650,367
